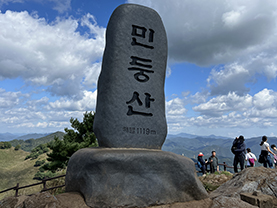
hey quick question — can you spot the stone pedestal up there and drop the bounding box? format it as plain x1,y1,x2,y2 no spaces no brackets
65,148,208,208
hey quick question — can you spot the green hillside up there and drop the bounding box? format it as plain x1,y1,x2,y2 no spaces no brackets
0,147,48,200
10,131,65,152
14,133,49,141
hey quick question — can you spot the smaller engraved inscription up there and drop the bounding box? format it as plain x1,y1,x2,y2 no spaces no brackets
123,126,157,135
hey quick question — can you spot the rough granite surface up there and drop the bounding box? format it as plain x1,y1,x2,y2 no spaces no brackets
93,4,168,149
65,148,208,208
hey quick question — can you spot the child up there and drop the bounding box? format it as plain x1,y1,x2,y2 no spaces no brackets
197,152,207,176
245,148,257,167
271,144,277,168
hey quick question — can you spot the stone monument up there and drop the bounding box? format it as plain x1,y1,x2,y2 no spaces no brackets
93,3,167,149
65,4,208,208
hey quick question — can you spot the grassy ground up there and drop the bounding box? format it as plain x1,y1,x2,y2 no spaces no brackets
0,147,47,200
198,171,233,193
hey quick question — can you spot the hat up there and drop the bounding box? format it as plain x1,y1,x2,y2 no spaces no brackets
198,152,203,156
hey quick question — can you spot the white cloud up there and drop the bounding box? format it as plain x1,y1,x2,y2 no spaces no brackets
0,10,105,98
222,7,245,28
253,88,277,110
0,88,96,133
207,63,250,96
0,88,29,108
191,91,208,104
128,0,277,65
83,62,102,87
49,0,71,13
264,64,277,81
166,88,277,136
0,0,23,7
166,66,172,78
193,92,252,116
128,0,277,98
48,90,97,111
0,0,71,13
166,97,187,115
182,91,190,97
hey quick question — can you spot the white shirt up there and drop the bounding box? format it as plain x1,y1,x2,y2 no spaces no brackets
245,152,257,166
261,142,269,151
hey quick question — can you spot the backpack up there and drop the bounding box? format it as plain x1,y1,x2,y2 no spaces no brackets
248,153,255,167
197,161,202,169
274,155,277,164
258,154,265,163
231,144,236,154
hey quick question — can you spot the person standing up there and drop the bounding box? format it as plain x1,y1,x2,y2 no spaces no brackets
232,135,246,173
271,144,277,168
245,148,257,167
197,152,207,176
260,136,275,168
208,151,219,173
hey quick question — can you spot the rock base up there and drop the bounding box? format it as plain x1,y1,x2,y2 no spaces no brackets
65,148,208,208
240,192,274,208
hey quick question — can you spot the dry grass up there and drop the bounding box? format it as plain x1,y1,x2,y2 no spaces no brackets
0,147,47,200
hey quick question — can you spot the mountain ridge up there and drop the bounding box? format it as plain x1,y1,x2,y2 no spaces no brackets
8,131,65,152
163,134,277,160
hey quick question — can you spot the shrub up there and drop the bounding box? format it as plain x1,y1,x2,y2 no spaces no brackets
25,144,50,160
221,171,232,176
14,144,21,150
203,183,220,192
25,155,31,160
33,171,56,180
34,159,46,167
0,142,12,149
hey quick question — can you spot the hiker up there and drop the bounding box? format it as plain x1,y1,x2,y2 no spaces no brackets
232,135,246,173
245,148,257,167
271,144,277,168
259,136,275,168
197,152,207,176
208,151,219,173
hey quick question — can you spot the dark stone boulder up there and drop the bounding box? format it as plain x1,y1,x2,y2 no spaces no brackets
210,166,277,199
94,4,168,149
209,167,277,208
65,148,208,208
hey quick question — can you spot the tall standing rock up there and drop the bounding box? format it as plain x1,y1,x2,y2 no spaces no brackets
66,4,209,207
94,4,168,149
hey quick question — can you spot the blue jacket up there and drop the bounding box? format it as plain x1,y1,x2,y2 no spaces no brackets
233,139,246,156
198,156,205,166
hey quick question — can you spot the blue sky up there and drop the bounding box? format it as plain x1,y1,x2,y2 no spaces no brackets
1,0,277,138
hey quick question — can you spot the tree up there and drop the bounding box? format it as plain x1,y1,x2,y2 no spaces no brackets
42,111,98,172
25,144,49,160
0,142,12,149
14,144,21,151
34,159,46,167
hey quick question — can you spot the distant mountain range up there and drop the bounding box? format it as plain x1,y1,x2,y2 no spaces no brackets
0,133,51,142
166,133,232,140
0,131,65,152
163,134,277,166
0,132,22,141
2,131,277,163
